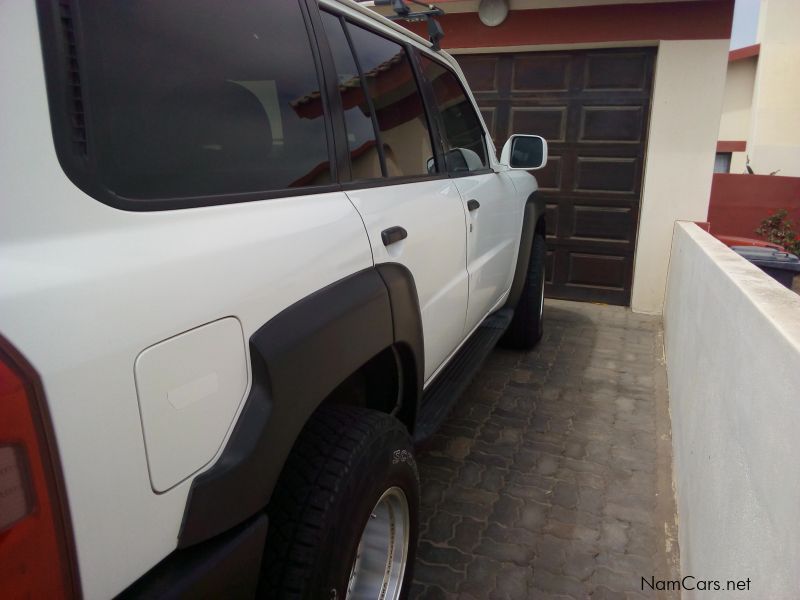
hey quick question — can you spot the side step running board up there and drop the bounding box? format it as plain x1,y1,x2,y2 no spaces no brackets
414,308,514,444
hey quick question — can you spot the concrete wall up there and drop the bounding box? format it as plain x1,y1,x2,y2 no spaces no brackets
664,222,800,599
630,39,729,314
748,0,800,177
719,58,756,143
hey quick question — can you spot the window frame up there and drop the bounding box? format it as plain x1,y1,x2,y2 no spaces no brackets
320,11,389,180
412,48,495,178
316,10,450,189
36,0,341,211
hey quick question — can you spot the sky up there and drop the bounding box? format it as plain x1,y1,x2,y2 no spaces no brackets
730,0,760,49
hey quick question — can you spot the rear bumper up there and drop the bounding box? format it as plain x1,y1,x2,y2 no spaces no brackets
118,514,267,599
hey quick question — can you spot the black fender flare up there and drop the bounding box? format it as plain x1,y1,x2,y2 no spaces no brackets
375,263,424,429
506,191,546,310
178,266,424,548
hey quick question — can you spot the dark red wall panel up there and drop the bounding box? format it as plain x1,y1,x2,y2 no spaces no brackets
708,174,800,238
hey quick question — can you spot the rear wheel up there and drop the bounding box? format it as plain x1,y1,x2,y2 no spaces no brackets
501,233,546,350
260,406,419,599
347,486,410,599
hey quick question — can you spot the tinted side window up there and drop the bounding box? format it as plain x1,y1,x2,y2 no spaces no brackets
320,12,382,181
418,55,489,173
78,0,331,200
345,24,435,178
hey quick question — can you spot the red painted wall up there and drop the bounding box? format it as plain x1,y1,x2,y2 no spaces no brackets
707,174,800,238
405,0,734,48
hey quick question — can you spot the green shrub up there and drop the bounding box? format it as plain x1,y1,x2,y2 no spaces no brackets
756,209,800,256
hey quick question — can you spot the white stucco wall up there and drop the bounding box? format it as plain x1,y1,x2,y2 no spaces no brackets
719,58,756,143
719,57,756,174
664,222,800,599
630,39,729,314
748,0,800,176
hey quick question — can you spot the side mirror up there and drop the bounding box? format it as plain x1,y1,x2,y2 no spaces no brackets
500,135,548,170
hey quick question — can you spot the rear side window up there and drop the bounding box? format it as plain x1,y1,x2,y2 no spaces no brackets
320,12,383,181
69,0,331,202
418,55,489,173
345,23,435,179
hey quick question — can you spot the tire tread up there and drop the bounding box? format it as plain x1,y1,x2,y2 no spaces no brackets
501,233,546,350
262,406,414,597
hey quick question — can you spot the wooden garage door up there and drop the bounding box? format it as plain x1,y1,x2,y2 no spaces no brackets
457,48,655,305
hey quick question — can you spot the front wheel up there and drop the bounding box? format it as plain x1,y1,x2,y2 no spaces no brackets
260,406,420,599
501,233,546,350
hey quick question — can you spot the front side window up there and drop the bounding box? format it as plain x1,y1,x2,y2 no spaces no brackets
418,54,489,173
345,23,435,179
77,0,331,201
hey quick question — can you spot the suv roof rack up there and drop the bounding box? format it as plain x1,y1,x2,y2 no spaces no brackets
355,0,445,50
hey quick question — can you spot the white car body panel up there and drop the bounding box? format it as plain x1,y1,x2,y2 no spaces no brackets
454,172,525,334
0,0,539,596
0,195,373,599
345,180,469,381
1,7,372,596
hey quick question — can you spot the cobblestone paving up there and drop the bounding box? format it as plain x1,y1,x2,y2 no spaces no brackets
411,300,679,599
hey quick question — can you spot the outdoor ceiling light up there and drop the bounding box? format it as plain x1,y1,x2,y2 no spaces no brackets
479,0,509,26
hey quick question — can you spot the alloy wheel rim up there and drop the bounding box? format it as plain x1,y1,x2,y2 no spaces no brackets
346,487,410,600
539,268,545,320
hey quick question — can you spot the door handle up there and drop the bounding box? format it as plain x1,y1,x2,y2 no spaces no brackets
381,226,408,246
467,199,480,212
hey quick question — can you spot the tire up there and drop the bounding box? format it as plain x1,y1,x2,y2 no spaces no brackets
501,233,546,350
260,406,420,600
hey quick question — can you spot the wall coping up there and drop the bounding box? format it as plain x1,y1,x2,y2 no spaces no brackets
672,221,800,352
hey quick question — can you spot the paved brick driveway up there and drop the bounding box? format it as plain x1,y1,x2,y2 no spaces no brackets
411,300,679,599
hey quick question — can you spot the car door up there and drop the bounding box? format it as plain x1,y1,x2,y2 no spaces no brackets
319,11,469,382
417,54,523,334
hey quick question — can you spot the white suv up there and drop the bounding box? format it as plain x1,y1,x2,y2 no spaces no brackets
0,0,547,597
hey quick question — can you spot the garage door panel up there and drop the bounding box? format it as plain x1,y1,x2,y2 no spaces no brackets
458,55,500,92
545,203,559,238
545,250,556,284
510,106,567,142
579,106,645,143
549,238,636,254
512,55,571,92
545,248,632,304
535,156,563,191
570,205,635,243
562,144,642,158
583,52,650,91
566,252,628,289
552,194,639,209
549,284,629,304
574,157,638,194
457,48,654,305
552,199,637,248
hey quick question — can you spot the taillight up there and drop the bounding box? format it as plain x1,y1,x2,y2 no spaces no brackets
0,345,77,598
